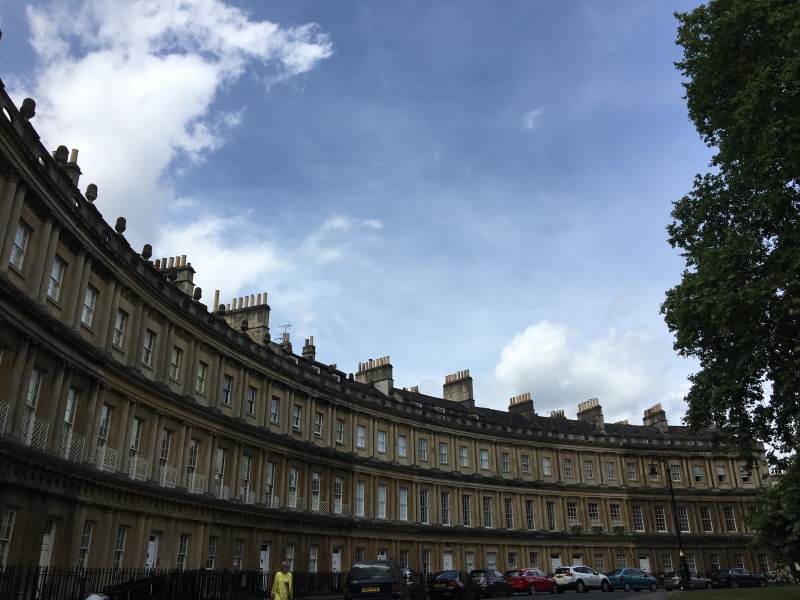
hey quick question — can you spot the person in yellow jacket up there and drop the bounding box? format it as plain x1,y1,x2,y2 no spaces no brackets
271,562,293,600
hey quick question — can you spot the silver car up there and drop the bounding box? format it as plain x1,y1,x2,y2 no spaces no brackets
663,571,712,591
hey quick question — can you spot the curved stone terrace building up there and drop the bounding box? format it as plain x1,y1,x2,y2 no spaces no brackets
0,81,768,577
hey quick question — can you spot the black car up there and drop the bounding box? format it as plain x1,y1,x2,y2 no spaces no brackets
469,569,513,598
403,568,429,600
346,559,409,600
709,568,767,588
428,570,481,600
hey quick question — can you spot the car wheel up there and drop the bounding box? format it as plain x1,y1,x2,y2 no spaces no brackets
507,586,514,597
600,581,610,593
623,582,631,593
731,580,739,589
550,584,557,594
529,584,536,595
705,583,712,590
556,587,565,594
486,586,494,598
759,579,767,588
649,583,657,592
575,582,585,594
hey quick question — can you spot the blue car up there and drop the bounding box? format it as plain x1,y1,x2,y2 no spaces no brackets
605,568,658,592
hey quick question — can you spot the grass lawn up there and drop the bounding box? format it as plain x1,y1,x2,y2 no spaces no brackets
664,586,799,599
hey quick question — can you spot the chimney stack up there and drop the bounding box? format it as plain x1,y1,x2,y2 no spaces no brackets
443,370,474,410
643,403,669,432
577,398,605,432
303,336,316,363
508,392,536,420
356,356,393,396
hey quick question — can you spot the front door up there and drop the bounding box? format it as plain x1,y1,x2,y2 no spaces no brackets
39,520,55,568
146,532,159,569
378,549,387,560
550,554,562,572
260,543,271,590
332,548,342,589
443,551,453,570
639,556,650,573
572,556,583,566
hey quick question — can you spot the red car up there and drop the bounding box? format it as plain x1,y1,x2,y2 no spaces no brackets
504,569,557,595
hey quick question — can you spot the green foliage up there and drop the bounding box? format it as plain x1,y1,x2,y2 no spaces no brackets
663,0,800,465
745,456,800,567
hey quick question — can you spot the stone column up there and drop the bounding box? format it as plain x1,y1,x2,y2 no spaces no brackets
128,300,145,366
0,174,22,246
230,442,242,499
120,398,138,475
206,434,219,494
96,508,116,564
159,324,174,383
96,277,118,346
115,396,132,470
50,363,74,452
174,421,187,485
71,253,93,328
104,281,124,349
32,216,57,301
186,339,199,396
149,411,166,480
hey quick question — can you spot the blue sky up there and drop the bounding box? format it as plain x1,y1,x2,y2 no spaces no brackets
0,0,711,424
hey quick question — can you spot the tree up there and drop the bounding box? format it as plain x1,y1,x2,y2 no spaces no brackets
663,0,800,465
745,455,800,567
665,0,800,563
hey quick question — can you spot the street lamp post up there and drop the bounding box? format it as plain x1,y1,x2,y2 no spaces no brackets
649,456,691,590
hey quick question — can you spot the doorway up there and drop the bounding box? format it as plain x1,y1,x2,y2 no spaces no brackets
146,532,159,569
550,554,562,572
638,556,651,573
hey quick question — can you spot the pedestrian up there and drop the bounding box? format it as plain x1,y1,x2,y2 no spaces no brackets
272,562,293,600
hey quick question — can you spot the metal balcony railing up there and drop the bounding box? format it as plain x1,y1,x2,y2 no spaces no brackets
21,413,49,450
187,473,206,494
59,426,85,463
95,446,118,473
159,465,178,488
128,457,148,481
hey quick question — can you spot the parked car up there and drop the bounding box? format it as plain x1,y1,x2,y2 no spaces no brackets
469,569,513,597
504,569,557,594
428,570,482,600
403,568,428,600
553,566,610,593
709,568,767,588
663,571,712,591
345,559,409,600
605,568,657,592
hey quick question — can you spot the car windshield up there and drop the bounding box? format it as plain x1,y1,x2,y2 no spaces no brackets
606,569,621,576
350,564,393,579
506,571,521,577
435,572,458,580
471,571,487,577
554,568,571,575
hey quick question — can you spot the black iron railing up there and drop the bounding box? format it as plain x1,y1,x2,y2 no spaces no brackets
0,566,347,600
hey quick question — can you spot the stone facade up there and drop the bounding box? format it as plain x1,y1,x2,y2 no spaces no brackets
0,81,769,577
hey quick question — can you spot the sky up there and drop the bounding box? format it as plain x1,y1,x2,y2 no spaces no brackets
0,0,713,426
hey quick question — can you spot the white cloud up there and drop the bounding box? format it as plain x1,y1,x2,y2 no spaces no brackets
494,320,691,424
12,0,332,241
523,108,542,131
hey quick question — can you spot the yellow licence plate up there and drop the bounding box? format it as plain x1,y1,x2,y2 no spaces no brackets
363,587,380,593
435,584,446,588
